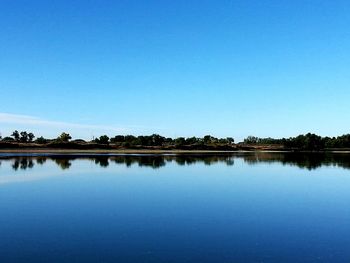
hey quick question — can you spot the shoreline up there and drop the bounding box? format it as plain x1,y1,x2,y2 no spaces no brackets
0,149,247,154
0,149,350,154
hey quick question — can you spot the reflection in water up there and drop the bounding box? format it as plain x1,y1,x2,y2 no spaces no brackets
54,158,72,170
0,152,350,171
11,158,35,171
95,157,109,167
1,153,350,263
36,157,47,165
239,152,350,170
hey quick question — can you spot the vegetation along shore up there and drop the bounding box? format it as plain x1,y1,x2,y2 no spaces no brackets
0,130,350,152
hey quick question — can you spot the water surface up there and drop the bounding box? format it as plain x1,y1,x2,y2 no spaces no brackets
1,153,350,262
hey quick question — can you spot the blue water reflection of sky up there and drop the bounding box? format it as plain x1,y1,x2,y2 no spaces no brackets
0,157,350,262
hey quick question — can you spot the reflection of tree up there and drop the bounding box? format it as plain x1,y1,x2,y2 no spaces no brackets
174,155,235,166
111,156,166,169
113,156,133,167
104,155,235,169
3,152,350,171
12,160,19,170
36,157,47,165
240,152,350,170
138,156,166,169
6,155,236,171
53,158,72,170
226,158,234,166
94,157,109,167
27,159,34,169
11,158,35,170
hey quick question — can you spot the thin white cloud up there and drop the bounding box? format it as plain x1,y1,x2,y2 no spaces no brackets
0,112,169,139
0,112,127,134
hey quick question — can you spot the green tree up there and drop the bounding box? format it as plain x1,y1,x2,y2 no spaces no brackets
150,134,165,146
28,132,35,142
11,130,20,141
110,135,125,143
35,136,47,144
226,137,234,144
124,135,137,145
57,132,72,142
97,135,109,144
2,137,15,142
20,131,28,142
203,135,217,144
185,137,198,145
175,137,185,146
244,136,258,144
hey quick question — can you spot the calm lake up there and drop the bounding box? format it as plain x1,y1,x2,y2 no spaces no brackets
1,152,350,262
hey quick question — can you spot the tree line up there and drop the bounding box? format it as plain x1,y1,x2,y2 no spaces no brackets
243,133,350,150
2,131,350,150
0,131,72,144
0,131,235,148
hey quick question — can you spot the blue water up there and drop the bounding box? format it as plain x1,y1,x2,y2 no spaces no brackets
0,153,350,262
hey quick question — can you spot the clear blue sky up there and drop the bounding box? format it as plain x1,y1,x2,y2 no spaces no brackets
1,0,349,141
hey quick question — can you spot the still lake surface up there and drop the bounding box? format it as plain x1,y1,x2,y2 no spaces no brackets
1,152,350,262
